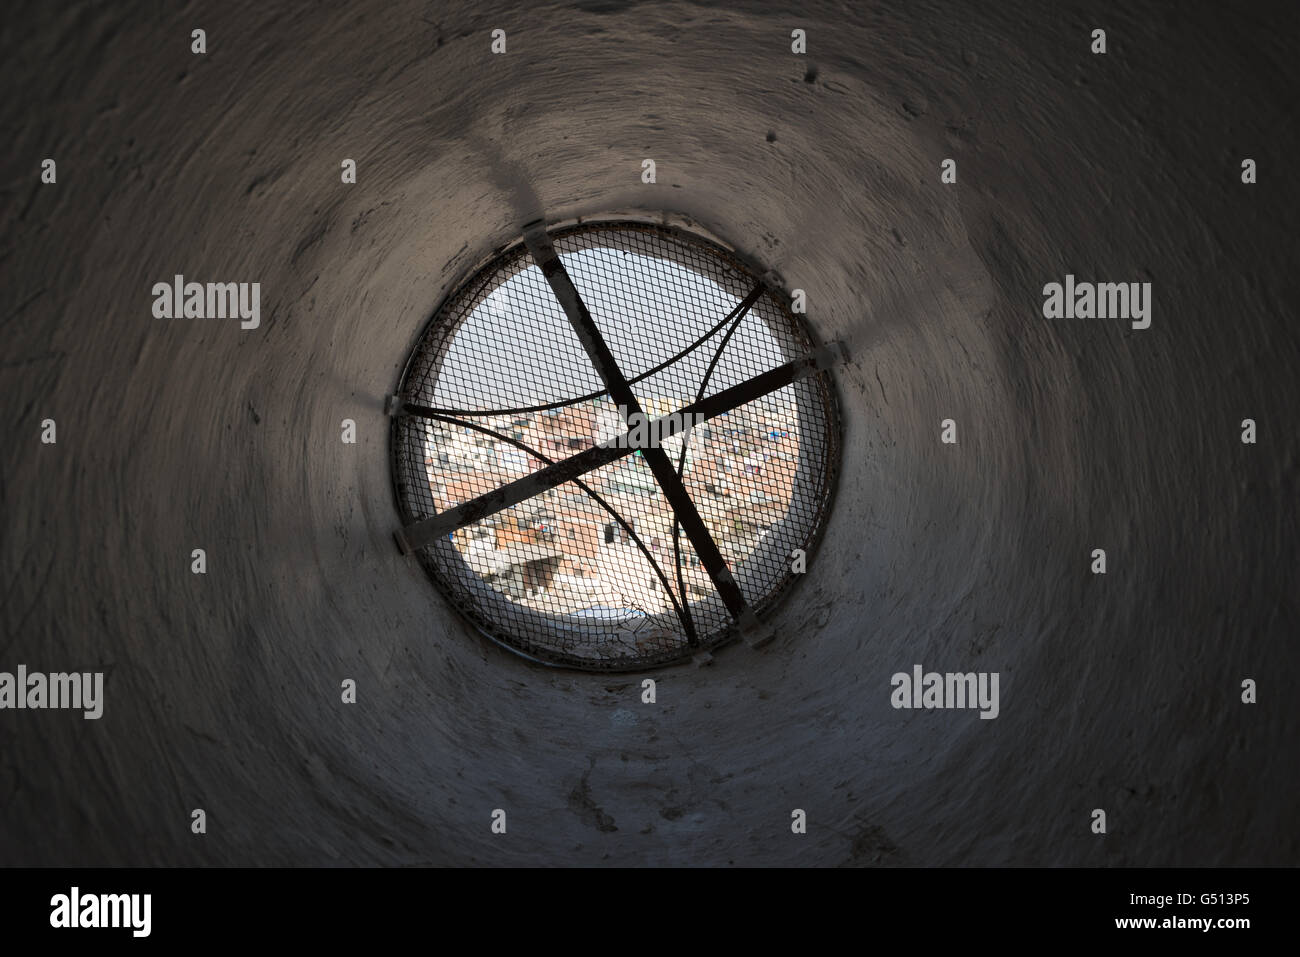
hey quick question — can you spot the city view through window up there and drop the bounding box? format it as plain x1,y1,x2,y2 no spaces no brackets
393,223,839,669
425,246,802,623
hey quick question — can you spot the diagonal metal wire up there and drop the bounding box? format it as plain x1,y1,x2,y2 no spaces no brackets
420,411,699,646
672,284,754,621
405,283,767,419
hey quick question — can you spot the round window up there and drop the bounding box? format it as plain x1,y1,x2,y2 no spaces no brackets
392,221,840,670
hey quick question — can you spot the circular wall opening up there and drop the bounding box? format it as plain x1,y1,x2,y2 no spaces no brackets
392,221,841,670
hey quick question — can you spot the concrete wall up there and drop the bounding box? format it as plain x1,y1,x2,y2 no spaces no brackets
2,0,1296,865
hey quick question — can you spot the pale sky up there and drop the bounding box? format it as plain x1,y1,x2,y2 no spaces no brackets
431,246,792,413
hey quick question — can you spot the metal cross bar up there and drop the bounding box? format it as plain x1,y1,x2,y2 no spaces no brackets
394,340,846,553
522,220,769,635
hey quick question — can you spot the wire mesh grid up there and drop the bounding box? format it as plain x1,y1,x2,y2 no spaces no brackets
392,222,841,670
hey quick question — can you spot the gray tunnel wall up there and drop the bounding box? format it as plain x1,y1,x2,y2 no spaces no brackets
2,1,1296,866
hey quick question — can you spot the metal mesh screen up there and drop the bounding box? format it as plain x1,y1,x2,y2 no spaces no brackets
392,222,841,670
